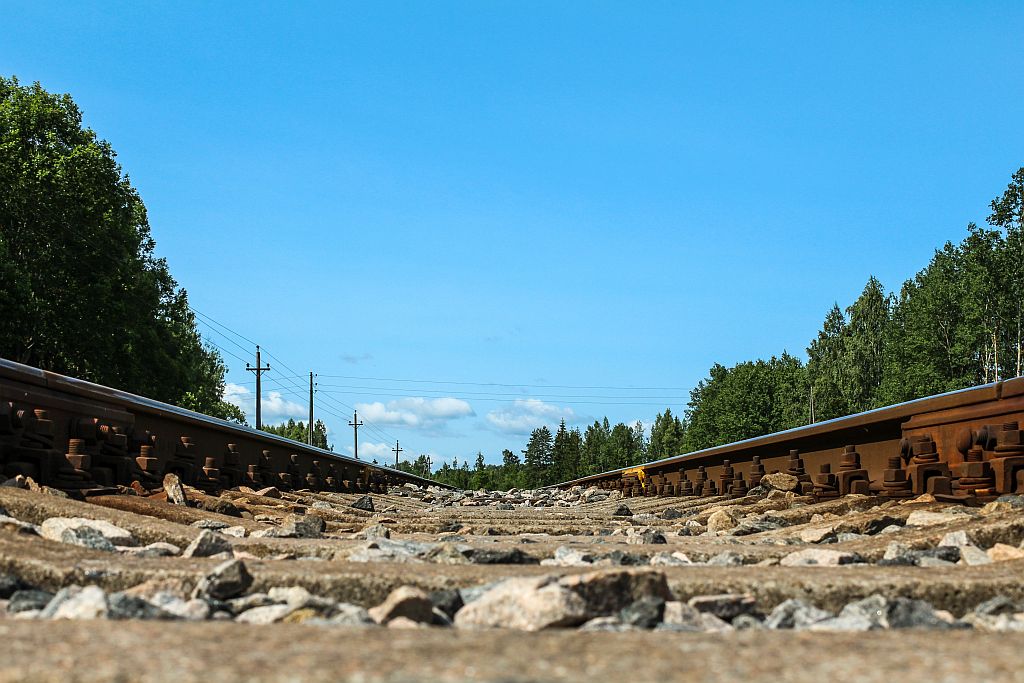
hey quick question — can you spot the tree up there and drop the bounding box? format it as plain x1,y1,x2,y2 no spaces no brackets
649,408,685,460
261,418,332,450
0,76,239,421
522,426,553,487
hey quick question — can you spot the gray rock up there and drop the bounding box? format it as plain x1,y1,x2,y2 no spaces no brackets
107,593,175,620
765,599,833,629
150,594,211,621
618,597,665,628
236,604,295,624
327,603,375,626
221,526,247,538
995,494,1024,508
351,496,375,512
183,530,234,558
8,589,54,613
40,517,135,547
626,529,667,545
119,542,181,558
648,551,693,566
705,551,745,566
368,586,434,625
191,519,229,530
455,576,589,631
49,585,108,620
660,601,706,631
353,523,391,540
660,507,683,520
279,514,324,539
959,544,993,566
463,547,538,565
60,525,116,552
192,559,253,601
163,473,188,506
799,527,837,544
974,596,1022,616
688,594,757,622
267,586,336,613
835,594,953,630
0,573,25,599
227,593,275,614
806,614,876,632
732,614,764,630
559,569,672,617
429,589,464,619
939,530,973,547
905,510,964,527
541,546,595,567
836,532,868,543
580,616,632,632
611,504,633,517
780,548,862,566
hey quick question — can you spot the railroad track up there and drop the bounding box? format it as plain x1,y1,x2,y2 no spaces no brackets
1,358,1024,682
554,376,1024,503
0,357,449,496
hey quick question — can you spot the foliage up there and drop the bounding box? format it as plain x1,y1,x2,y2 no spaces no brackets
0,76,240,422
260,418,332,450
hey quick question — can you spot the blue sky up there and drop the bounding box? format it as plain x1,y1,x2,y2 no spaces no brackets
6,2,1023,467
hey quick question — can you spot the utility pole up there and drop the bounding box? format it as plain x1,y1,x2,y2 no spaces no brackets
246,345,271,429
308,372,316,446
348,410,363,460
392,441,403,467
425,454,432,477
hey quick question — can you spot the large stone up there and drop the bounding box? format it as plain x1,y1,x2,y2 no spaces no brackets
987,543,1024,562
661,601,706,631
558,569,672,617
192,559,253,601
611,504,633,517
183,530,234,558
368,586,434,625
687,594,757,622
541,546,595,567
60,525,116,552
279,514,324,539
760,473,799,492
163,473,188,506
798,527,837,544
939,530,973,547
40,518,135,547
959,544,993,566
618,597,665,628
49,585,108,620
107,593,175,620
905,510,964,527
351,496,375,512
236,604,295,624
254,486,281,499
706,509,739,534
780,548,861,567
353,523,391,540
455,576,589,630
765,599,833,629
8,589,54,613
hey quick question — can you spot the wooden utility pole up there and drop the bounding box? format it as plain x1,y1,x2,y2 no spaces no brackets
246,345,270,429
308,372,316,445
392,440,403,467
348,410,363,459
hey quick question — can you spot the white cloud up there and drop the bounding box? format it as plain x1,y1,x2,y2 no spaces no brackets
222,383,306,425
355,397,474,429
485,399,578,435
343,441,392,460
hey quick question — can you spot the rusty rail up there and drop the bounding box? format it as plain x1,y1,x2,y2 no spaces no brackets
553,377,1024,502
0,357,452,495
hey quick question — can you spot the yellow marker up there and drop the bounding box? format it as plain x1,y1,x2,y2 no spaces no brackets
623,466,647,491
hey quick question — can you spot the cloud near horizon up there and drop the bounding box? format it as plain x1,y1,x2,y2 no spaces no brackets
354,397,475,430
485,398,579,435
223,383,306,425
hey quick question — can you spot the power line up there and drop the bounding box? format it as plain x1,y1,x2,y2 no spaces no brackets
315,373,692,391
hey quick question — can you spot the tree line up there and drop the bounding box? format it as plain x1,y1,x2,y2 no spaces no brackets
431,167,1024,489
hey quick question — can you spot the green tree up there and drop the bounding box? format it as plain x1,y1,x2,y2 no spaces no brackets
649,408,685,460
261,418,332,450
0,76,239,421
522,426,553,487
